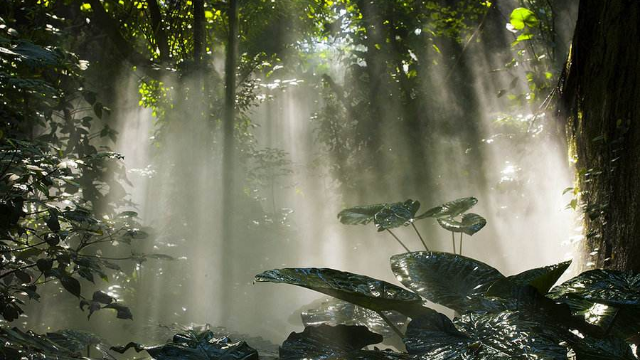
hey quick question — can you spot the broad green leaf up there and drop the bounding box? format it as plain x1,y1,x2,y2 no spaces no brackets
548,269,640,307
487,260,571,297
374,200,420,231
405,311,569,359
416,197,478,219
391,252,504,313
112,330,258,359
436,213,486,235
255,268,424,316
510,8,539,30
337,204,387,225
300,298,408,339
60,276,81,298
280,324,383,360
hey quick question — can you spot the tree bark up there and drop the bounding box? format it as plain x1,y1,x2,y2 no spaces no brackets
559,0,640,272
193,0,205,64
147,0,170,62
221,0,238,324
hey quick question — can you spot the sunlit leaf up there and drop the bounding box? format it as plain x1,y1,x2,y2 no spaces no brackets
391,252,504,312
112,331,258,359
416,197,478,219
337,203,389,225
436,213,486,235
374,200,421,231
300,298,408,339
255,268,425,316
405,311,569,359
509,8,538,30
549,269,640,307
487,260,571,297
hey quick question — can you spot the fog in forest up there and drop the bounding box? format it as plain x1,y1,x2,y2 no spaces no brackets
4,0,603,357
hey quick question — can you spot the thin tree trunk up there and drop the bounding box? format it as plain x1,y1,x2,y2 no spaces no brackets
221,0,239,324
559,0,640,272
147,0,170,62
193,0,205,64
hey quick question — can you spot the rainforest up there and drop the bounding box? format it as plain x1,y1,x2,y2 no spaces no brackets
1,0,640,359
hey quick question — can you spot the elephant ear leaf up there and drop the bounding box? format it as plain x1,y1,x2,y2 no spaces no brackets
280,324,383,360
254,268,424,316
436,213,486,235
374,199,420,231
487,260,572,297
548,269,640,308
416,197,478,219
405,311,569,359
391,252,505,313
338,204,388,225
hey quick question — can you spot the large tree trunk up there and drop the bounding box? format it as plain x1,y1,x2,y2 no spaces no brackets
559,0,640,272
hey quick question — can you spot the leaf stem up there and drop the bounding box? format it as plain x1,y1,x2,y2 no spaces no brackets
410,222,429,251
451,232,456,254
376,311,405,338
386,229,410,252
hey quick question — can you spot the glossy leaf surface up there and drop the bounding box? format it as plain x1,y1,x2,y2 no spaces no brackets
391,252,504,312
436,213,486,235
255,268,423,314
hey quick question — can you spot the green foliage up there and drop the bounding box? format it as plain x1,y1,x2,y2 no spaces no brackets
488,260,572,297
112,330,259,359
436,213,487,235
254,267,424,316
392,252,504,313
374,200,421,232
338,203,387,225
509,7,539,30
251,206,640,359
299,298,408,339
416,197,478,219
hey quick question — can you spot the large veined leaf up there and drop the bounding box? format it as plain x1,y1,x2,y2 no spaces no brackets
391,252,505,313
548,269,640,307
404,311,569,359
280,324,382,359
374,200,420,231
338,204,387,225
415,197,478,219
279,324,414,360
300,298,408,339
436,213,486,235
112,330,259,360
46,330,112,358
254,268,425,316
487,260,571,297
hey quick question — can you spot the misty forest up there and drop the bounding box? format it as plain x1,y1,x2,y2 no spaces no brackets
2,0,640,359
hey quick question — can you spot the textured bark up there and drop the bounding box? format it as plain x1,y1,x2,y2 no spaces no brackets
559,0,640,272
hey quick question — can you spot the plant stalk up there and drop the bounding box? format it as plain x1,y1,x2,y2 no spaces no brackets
451,232,456,254
386,229,410,252
376,311,404,338
411,222,429,251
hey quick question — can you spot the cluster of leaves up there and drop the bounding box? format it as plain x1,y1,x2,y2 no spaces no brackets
338,197,486,254
252,252,639,359
0,327,114,359
0,9,173,324
0,137,158,321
